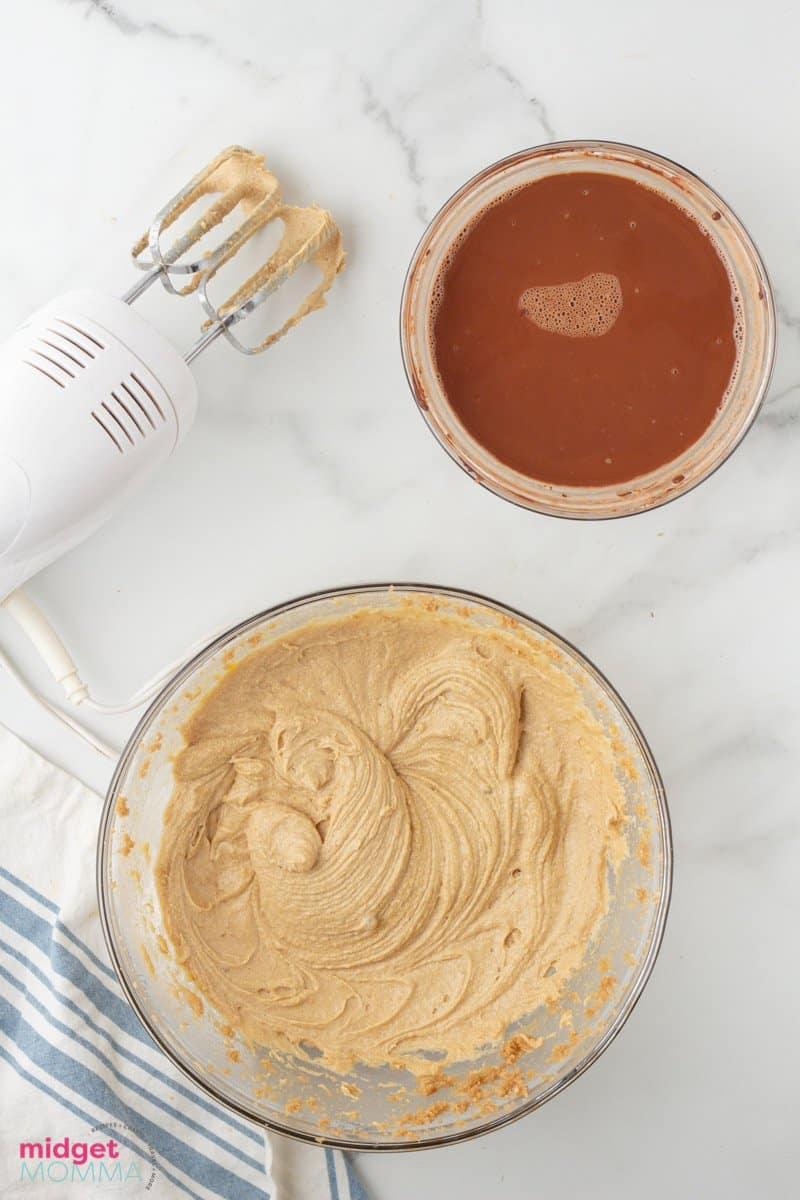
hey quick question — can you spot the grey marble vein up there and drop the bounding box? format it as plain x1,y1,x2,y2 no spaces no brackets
773,294,800,339
76,0,271,81
359,75,428,225
760,382,799,429
480,57,556,141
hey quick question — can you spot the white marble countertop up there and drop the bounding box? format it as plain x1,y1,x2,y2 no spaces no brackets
1,1,798,1196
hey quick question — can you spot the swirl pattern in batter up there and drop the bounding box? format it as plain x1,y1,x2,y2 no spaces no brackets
156,606,627,1070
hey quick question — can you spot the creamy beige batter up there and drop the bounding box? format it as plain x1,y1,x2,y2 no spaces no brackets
156,607,627,1071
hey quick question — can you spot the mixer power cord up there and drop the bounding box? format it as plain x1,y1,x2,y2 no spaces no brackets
0,639,118,759
0,587,233,758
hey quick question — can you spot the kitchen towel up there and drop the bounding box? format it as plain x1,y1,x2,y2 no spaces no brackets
0,723,368,1200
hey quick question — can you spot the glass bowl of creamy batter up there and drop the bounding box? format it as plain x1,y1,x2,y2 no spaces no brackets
98,584,671,1149
401,141,775,518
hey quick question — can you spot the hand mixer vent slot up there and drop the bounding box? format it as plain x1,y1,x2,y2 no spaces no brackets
45,325,97,363
22,318,107,392
91,374,168,456
100,399,134,447
52,317,105,354
128,371,165,422
113,388,144,436
119,379,156,429
29,346,75,383
91,410,123,454
23,359,66,389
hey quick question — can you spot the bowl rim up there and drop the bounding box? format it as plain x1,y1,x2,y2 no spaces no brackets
97,581,673,1151
399,139,777,520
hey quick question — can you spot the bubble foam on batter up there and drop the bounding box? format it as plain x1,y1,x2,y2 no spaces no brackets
519,272,623,338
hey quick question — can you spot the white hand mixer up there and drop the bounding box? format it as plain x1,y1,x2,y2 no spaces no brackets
0,146,344,754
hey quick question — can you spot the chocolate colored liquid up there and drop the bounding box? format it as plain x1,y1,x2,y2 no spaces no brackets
430,172,739,487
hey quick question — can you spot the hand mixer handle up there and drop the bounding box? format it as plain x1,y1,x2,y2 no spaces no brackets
0,290,198,600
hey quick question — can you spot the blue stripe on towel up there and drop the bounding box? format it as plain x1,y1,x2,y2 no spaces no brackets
0,958,263,1174
55,915,120,983
0,866,59,914
0,887,160,1046
325,1147,340,1200
0,1042,205,1200
0,879,262,1146
0,865,124,985
0,997,267,1200
345,1155,370,1200
0,934,262,1150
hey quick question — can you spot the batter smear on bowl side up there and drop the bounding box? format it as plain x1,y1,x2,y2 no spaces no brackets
156,606,627,1073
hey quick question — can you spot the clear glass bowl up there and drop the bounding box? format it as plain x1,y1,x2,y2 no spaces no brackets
98,584,672,1150
400,141,776,519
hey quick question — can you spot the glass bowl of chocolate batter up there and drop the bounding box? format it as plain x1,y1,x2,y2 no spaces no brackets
401,141,775,518
98,584,671,1149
